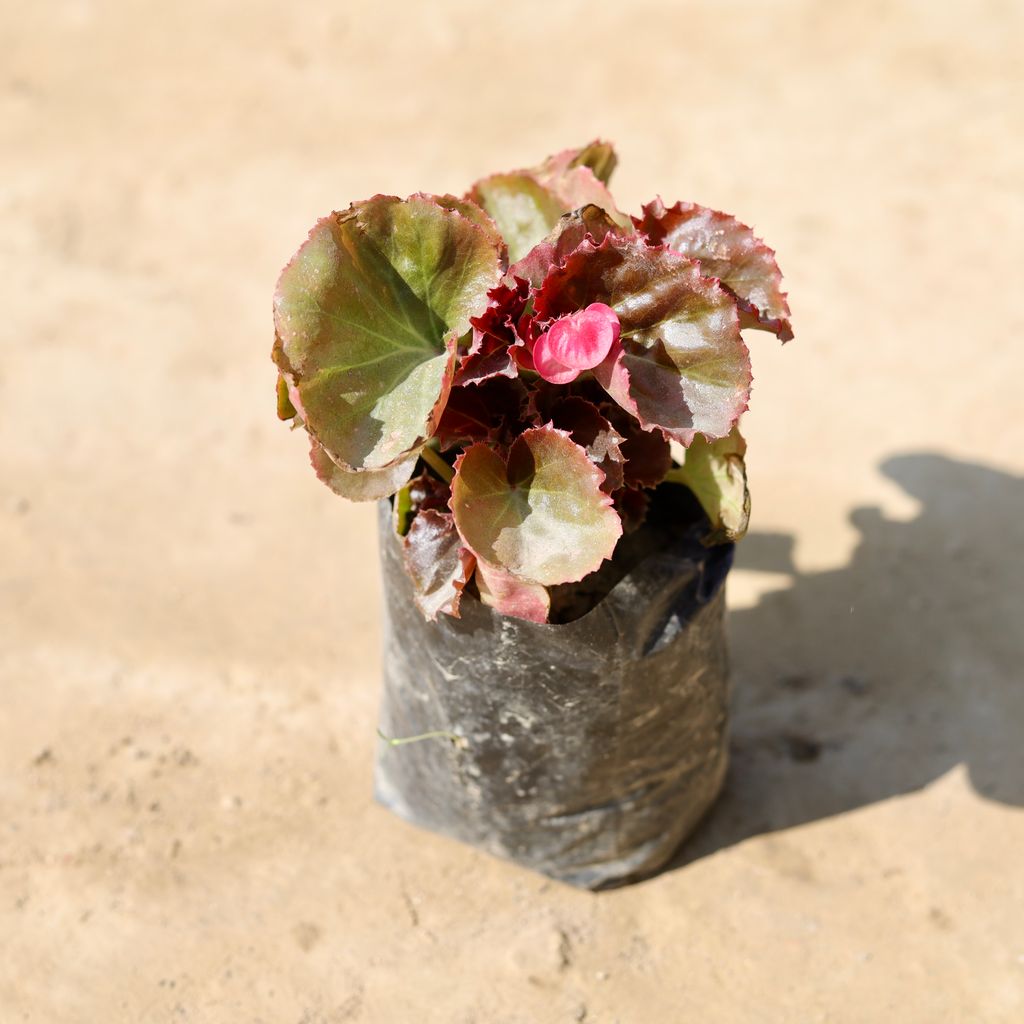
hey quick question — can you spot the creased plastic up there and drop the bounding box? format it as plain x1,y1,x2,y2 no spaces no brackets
373,501,733,889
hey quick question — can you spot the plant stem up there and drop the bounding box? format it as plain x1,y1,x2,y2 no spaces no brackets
420,445,454,484
377,727,462,747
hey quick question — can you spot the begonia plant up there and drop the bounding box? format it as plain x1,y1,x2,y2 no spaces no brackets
273,142,791,623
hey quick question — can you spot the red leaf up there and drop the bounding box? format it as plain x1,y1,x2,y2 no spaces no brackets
474,561,550,624
536,235,751,445
634,198,793,342
611,487,651,534
601,402,672,488
468,277,531,355
453,345,518,387
436,378,529,452
530,394,626,493
507,205,627,288
402,510,476,621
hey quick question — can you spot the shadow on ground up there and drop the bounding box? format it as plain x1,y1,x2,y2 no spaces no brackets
671,452,1024,866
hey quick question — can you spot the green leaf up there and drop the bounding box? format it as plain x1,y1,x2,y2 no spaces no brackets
469,144,629,262
469,173,567,263
450,425,622,586
670,427,750,543
273,195,502,477
392,480,414,536
549,139,619,186
276,374,297,420
402,509,476,621
535,235,751,445
309,438,419,502
432,193,508,266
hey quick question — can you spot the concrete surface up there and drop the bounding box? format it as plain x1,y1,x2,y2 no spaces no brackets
2,1,1022,1021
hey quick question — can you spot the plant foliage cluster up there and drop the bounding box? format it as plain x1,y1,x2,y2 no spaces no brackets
273,142,792,622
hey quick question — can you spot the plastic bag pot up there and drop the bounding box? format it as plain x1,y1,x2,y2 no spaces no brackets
373,501,734,890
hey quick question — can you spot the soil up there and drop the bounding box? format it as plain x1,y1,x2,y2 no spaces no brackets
2,2,1023,1022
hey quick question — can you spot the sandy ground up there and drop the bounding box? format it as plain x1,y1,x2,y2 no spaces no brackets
2,1,1023,1021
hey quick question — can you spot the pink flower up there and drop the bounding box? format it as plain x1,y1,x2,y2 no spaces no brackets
532,303,621,384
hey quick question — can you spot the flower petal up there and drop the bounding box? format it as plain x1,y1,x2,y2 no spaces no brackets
532,337,581,384
532,303,621,383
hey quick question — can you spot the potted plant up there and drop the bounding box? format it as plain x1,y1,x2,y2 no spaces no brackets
272,141,792,888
